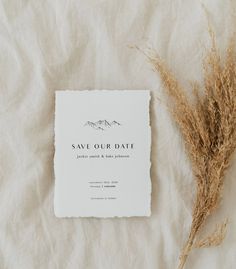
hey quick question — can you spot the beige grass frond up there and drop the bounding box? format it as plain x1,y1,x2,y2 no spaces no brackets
144,35,236,269
194,219,228,248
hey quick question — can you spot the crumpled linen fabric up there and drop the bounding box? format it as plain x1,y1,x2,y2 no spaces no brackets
0,0,235,269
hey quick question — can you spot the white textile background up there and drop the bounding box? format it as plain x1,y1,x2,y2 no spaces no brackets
0,0,235,268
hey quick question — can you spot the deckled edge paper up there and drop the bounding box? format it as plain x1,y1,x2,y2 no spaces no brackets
54,90,152,218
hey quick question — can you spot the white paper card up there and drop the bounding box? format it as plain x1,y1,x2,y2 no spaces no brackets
54,90,151,217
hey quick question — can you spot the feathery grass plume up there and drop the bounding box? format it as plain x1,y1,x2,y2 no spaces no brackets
144,33,236,269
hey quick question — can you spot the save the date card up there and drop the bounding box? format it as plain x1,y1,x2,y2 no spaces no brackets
54,90,151,217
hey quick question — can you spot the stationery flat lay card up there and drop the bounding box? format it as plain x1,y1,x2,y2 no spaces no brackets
54,90,151,217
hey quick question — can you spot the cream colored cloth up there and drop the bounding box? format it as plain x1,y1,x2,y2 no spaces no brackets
0,1,235,268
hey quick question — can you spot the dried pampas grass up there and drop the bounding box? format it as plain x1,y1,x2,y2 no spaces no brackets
141,31,236,269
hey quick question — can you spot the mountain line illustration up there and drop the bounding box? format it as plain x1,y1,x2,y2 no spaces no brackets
84,120,121,131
